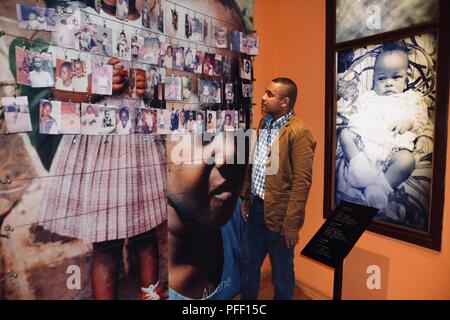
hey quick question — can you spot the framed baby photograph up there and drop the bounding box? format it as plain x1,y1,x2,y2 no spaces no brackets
324,0,449,250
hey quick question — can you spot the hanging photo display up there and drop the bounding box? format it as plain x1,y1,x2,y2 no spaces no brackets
3,0,256,302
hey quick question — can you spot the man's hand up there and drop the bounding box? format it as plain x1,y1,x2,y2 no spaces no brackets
281,229,299,248
241,200,249,222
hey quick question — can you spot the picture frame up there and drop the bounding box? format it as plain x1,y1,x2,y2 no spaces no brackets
324,0,449,250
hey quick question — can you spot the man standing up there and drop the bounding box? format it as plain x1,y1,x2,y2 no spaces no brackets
240,78,316,300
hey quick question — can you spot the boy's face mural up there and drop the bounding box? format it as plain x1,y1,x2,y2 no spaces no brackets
166,0,246,231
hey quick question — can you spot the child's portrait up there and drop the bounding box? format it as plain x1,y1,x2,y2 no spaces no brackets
55,59,74,92
60,102,81,134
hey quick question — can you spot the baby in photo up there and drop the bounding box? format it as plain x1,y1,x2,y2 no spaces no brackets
96,26,113,56
339,41,430,210
2,96,32,133
76,23,97,52
55,59,74,91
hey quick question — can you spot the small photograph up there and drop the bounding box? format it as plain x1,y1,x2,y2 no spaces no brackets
133,68,147,98
81,103,100,135
143,36,161,65
116,0,129,20
199,79,212,104
55,59,74,91
16,4,56,31
28,52,55,88
212,21,228,49
174,45,185,71
92,63,113,96
2,96,32,133
145,108,158,133
213,54,223,77
186,110,196,133
241,33,259,56
224,82,235,104
240,58,252,80
193,110,205,134
159,43,174,69
72,58,88,93
52,14,77,49
242,83,253,98
185,13,203,41
114,29,132,61
194,50,204,74
60,102,81,134
145,65,165,100
95,25,113,56
182,77,192,101
211,80,222,103
142,0,152,28
76,22,98,53
176,109,189,133
15,47,30,86
203,53,215,76
183,47,195,73
157,108,171,134
222,55,231,78
116,106,134,135
165,5,184,37
39,100,61,135
165,76,182,101
206,110,217,133
199,79,222,104
131,35,145,62
238,109,246,130
223,110,236,131
156,0,164,33
203,17,211,45
169,108,179,132
135,108,157,133
230,31,240,52
99,105,116,135
216,110,225,132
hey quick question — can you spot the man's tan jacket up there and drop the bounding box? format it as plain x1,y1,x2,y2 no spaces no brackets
241,114,316,233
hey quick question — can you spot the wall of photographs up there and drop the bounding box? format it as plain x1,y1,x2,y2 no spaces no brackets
0,0,257,300
2,1,259,137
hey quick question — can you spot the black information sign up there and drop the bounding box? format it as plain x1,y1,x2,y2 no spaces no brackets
301,201,378,268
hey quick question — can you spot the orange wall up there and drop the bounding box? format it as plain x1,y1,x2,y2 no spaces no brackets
254,0,450,299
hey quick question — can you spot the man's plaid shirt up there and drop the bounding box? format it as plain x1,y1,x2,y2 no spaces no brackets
251,110,293,199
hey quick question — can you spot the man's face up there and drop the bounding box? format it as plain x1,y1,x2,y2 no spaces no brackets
261,82,288,114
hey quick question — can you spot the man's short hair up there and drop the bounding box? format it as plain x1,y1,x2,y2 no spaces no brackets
272,77,298,110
